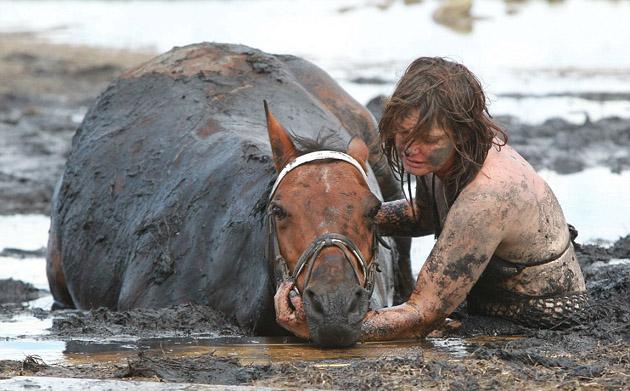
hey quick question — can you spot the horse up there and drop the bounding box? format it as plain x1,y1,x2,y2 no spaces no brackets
46,42,412,347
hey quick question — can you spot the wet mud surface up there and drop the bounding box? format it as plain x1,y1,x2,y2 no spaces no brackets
0,35,628,388
0,279,43,305
0,33,151,215
50,304,243,339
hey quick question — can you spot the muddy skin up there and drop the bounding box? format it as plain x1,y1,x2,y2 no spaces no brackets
395,117,457,178
363,140,589,341
360,303,429,340
376,199,428,237
426,142,455,170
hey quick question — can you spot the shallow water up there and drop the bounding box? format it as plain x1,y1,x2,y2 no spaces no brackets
0,333,495,365
1,0,630,123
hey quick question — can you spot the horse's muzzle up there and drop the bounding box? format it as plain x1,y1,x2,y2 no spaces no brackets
302,284,371,347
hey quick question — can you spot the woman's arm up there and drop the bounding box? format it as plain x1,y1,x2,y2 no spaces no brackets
361,186,508,340
273,184,510,341
376,199,434,237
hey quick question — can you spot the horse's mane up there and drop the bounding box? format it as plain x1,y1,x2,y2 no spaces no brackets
293,132,348,155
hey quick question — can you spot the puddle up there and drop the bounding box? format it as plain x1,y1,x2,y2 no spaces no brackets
538,168,630,244
0,339,64,363
0,257,49,291
0,335,513,366
0,214,49,254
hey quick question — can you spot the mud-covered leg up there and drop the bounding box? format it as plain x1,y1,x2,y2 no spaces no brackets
46,222,75,310
46,180,75,310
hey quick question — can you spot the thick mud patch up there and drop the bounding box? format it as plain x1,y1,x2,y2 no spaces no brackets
0,279,43,305
51,304,243,339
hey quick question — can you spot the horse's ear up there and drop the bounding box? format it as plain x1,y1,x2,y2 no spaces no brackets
346,136,369,172
264,100,298,172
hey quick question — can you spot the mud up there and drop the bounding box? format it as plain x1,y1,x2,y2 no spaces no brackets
368,95,630,174
0,235,626,388
50,304,243,338
0,278,43,304
0,33,151,215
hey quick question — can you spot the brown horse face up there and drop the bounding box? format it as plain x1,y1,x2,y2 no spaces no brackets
266,103,380,347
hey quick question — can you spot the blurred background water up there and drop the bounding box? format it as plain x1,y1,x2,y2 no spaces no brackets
2,0,630,122
1,0,629,287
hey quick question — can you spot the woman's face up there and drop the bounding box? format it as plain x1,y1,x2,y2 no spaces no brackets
394,111,455,177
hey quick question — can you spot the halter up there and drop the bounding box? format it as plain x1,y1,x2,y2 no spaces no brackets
266,151,382,298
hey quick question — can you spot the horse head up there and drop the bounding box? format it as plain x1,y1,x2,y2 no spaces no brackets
265,101,382,347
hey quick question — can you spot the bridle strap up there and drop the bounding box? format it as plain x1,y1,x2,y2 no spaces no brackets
268,151,368,201
292,232,375,293
267,214,291,289
267,211,381,296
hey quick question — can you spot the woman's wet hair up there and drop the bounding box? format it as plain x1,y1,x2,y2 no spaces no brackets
379,57,507,204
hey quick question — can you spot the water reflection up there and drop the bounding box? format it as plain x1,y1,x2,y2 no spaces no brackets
60,335,505,365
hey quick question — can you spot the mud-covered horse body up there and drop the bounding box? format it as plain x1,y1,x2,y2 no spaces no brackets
47,42,411,336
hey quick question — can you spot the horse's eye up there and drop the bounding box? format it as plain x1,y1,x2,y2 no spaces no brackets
271,204,287,219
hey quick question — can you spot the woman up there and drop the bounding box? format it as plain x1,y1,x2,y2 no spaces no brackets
275,57,588,340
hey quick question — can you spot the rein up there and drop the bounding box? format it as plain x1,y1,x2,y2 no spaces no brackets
266,151,382,298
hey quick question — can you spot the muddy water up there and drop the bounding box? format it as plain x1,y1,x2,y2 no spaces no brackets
1,334,516,366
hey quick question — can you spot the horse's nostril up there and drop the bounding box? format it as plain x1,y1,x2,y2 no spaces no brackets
304,287,324,315
346,286,368,315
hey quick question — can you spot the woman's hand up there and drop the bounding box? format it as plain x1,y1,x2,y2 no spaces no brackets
274,280,310,339
361,302,426,341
